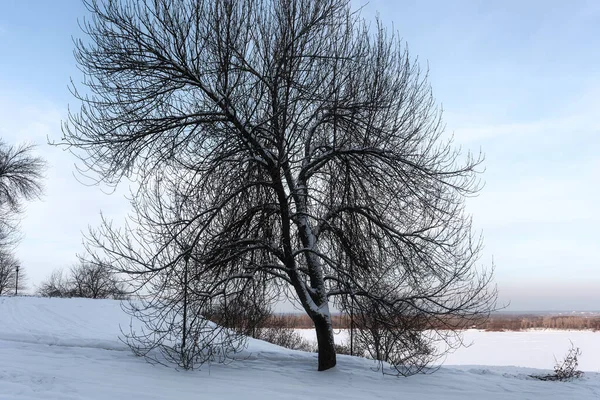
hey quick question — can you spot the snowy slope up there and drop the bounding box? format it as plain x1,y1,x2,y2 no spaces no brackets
1,297,599,399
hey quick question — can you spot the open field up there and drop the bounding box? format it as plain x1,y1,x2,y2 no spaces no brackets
295,329,600,372
1,297,600,399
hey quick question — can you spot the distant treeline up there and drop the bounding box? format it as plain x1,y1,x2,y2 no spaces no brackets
269,313,600,332
477,314,600,332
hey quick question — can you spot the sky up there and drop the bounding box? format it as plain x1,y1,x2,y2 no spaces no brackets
0,0,599,311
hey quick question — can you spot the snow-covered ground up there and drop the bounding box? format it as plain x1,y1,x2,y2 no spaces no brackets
1,297,600,399
297,328,600,372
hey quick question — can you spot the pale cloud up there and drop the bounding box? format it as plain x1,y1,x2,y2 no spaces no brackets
446,110,600,144
580,1,600,18
443,82,600,143
469,165,600,228
498,282,600,311
442,84,600,311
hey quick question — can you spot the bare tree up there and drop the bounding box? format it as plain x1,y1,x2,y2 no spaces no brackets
0,253,16,295
61,0,496,372
0,141,42,297
37,263,128,299
37,269,71,298
0,141,45,251
69,262,128,299
0,252,27,295
0,141,44,214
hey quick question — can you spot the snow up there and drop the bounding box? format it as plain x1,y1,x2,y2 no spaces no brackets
1,297,600,399
297,328,600,372
445,330,600,372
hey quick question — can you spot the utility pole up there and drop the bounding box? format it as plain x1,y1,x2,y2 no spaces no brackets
180,243,191,368
344,157,354,357
14,265,19,296
349,257,354,357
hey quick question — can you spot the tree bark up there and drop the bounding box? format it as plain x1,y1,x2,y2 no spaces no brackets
312,313,337,371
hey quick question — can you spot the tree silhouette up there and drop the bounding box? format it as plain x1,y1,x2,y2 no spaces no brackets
61,0,496,373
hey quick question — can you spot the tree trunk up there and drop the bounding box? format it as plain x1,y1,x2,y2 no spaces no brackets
313,313,337,371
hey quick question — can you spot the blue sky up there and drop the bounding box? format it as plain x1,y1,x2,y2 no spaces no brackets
1,0,599,310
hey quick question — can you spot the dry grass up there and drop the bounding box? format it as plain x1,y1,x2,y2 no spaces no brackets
479,315,600,332
265,313,600,332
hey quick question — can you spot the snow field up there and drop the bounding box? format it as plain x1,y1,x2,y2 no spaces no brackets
296,328,600,372
1,297,600,399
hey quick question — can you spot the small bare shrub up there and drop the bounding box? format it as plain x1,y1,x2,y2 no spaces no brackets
257,327,314,352
254,315,314,352
531,341,584,381
333,339,366,357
